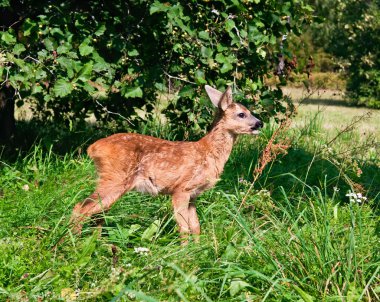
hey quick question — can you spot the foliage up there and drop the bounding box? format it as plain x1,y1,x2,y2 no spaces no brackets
0,0,313,136
307,0,380,108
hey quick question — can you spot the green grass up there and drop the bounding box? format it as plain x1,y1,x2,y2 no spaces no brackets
1,101,379,301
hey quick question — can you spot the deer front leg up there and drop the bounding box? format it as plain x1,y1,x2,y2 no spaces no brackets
172,192,192,244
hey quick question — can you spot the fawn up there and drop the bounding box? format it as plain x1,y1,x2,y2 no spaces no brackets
70,85,263,243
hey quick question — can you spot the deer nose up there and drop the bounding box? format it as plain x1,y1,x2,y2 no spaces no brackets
251,120,263,131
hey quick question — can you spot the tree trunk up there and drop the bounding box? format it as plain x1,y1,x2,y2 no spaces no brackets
0,87,15,142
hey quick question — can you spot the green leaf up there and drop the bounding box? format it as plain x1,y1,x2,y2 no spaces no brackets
35,69,47,80
184,57,194,65
94,24,106,36
22,18,37,37
221,62,233,73
56,57,75,79
37,49,49,59
269,35,276,45
198,31,210,40
50,27,64,38
0,1,10,8
303,4,314,13
154,82,166,91
10,73,26,84
178,85,195,98
122,86,143,98
254,20,265,28
225,19,236,32
57,44,71,54
217,44,228,52
128,49,139,57
93,52,110,72
201,46,213,58
32,84,43,94
53,79,73,97
141,220,160,241
13,44,26,55
134,106,148,120
221,244,238,261
262,98,274,107
83,82,96,93
77,62,93,81
150,1,170,14
77,233,97,267
44,38,55,51
257,48,266,58
195,69,206,84
1,31,16,45
292,284,315,302
6,53,25,68
230,279,251,297
215,53,227,64
79,41,94,56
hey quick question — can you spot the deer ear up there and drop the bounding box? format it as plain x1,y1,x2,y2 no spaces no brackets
205,85,223,108
219,86,233,111
205,85,233,111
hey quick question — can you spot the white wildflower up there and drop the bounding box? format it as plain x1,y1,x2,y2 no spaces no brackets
211,9,219,15
128,292,136,299
134,247,150,255
345,191,367,204
333,187,340,192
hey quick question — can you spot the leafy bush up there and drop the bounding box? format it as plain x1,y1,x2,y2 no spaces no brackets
333,1,380,108
0,0,313,136
308,0,380,108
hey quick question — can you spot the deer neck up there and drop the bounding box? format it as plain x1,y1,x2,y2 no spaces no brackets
199,123,236,174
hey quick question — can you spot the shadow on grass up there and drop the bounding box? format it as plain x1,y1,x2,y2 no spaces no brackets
300,98,350,107
225,142,380,203
0,120,116,162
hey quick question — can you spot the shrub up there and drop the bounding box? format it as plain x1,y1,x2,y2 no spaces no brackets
0,0,313,137
308,0,380,108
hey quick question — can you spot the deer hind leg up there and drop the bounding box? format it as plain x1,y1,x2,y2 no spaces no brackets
70,180,129,234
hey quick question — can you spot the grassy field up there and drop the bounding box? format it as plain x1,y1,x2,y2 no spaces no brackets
1,89,379,301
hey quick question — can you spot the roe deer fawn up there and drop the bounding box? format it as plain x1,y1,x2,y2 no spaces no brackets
70,85,263,243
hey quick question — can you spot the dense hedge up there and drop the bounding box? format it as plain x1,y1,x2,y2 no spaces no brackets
0,0,313,135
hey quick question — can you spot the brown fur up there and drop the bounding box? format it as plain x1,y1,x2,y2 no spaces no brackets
70,85,262,243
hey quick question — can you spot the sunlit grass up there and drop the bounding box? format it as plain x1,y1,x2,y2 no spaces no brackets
0,100,379,301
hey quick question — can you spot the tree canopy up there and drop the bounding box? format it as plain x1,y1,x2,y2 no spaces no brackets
309,0,380,108
1,0,313,137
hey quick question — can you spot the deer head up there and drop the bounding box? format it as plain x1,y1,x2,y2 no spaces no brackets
205,85,263,135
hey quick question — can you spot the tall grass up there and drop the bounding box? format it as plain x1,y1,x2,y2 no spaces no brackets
0,110,379,301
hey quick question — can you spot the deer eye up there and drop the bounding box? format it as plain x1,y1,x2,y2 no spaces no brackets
238,112,246,118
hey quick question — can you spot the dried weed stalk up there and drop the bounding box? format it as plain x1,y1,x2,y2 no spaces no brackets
238,87,375,210
238,116,292,211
